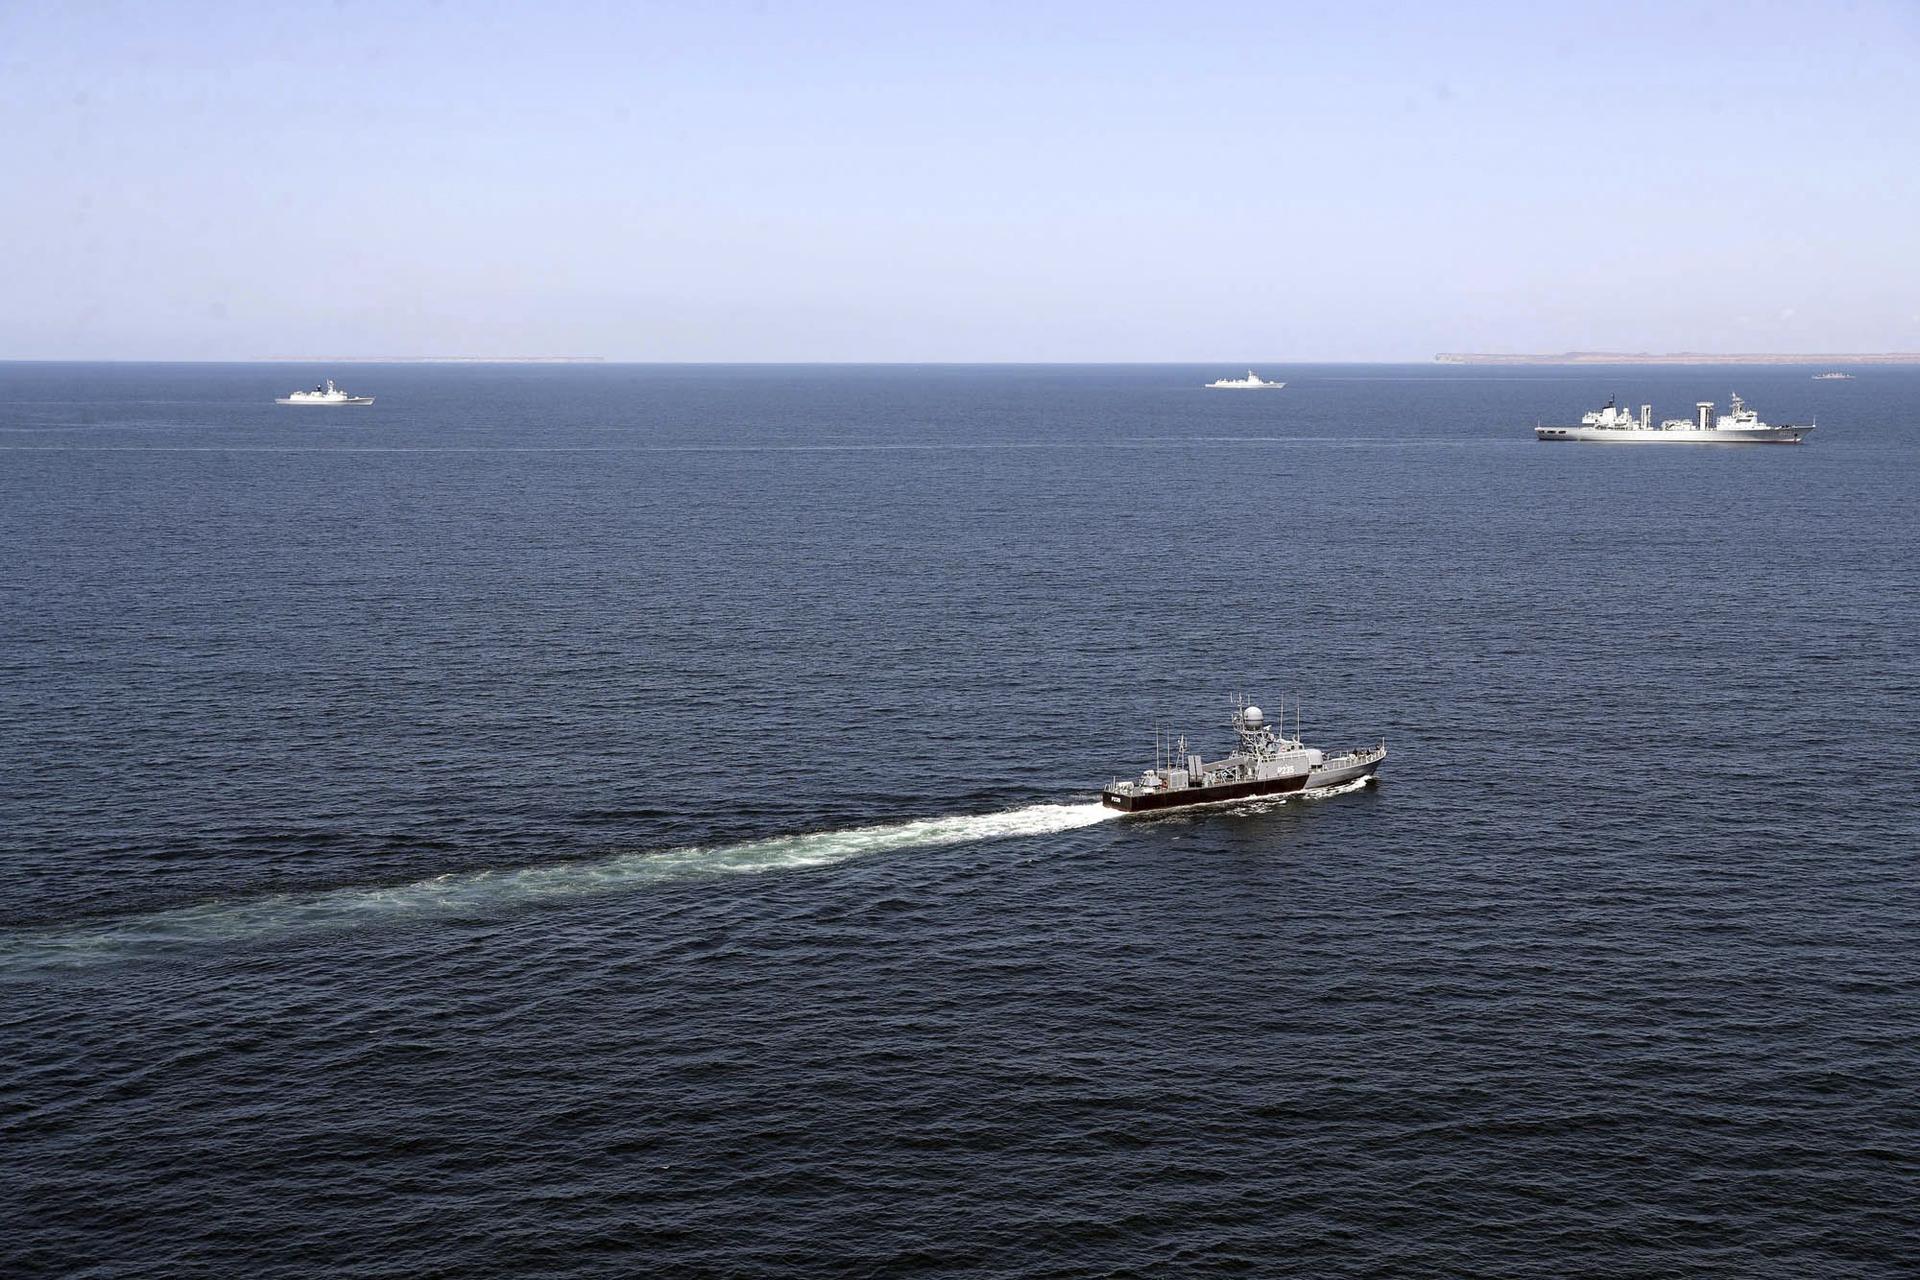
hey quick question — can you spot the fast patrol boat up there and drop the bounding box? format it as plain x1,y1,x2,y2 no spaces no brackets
1101,699,1386,813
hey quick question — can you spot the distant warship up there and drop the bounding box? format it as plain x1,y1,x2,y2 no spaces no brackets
1101,699,1385,813
276,379,374,406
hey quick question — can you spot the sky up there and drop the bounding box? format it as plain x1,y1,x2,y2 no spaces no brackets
1,0,1916,361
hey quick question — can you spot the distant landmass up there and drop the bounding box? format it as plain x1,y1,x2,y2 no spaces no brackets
1436,352,1920,365
262,356,605,363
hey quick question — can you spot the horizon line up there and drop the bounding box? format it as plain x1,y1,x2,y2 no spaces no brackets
9,355,1920,367
1,357,1436,366
1438,351,1920,364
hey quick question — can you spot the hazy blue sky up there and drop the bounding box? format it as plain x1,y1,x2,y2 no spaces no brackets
2,1,1916,360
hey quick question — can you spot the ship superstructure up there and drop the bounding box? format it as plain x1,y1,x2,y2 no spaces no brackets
1535,393,1811,444
1101,698,1385,813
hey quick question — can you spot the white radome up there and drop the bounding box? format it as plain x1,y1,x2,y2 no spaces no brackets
1242,706,1263,725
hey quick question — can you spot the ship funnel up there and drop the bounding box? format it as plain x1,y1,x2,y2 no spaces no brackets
1697,401,1714,431
1640,404,1652,429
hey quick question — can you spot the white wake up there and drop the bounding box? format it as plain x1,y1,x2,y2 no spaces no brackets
2,802,1117,969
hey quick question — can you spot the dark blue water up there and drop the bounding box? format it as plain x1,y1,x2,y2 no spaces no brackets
4,363,1917,1276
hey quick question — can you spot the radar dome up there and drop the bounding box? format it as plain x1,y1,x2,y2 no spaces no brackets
1242,706,1263,725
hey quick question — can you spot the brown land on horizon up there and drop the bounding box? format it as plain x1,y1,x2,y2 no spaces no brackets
1436,352,1920,365
260,356,607,363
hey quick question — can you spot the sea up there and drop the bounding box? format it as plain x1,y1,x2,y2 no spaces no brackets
3,362,1916,1276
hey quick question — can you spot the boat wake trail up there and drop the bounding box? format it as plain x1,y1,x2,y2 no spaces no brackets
0,803,1117,972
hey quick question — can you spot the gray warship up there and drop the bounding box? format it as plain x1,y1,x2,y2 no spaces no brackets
1101,699,1386,813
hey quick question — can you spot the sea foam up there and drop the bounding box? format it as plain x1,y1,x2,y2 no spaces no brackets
1,802,1118,971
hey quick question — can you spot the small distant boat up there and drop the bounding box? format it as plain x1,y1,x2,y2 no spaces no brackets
1812,372,1854,380
1205,370,1285,389
276,379,374,406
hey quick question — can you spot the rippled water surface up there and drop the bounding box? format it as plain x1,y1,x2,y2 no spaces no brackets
4,363,1918,1276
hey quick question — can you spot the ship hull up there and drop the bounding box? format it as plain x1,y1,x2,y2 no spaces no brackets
1303,757,1382,790
276,398,375,406
1101,771,1309,813
1536,426,1808,444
